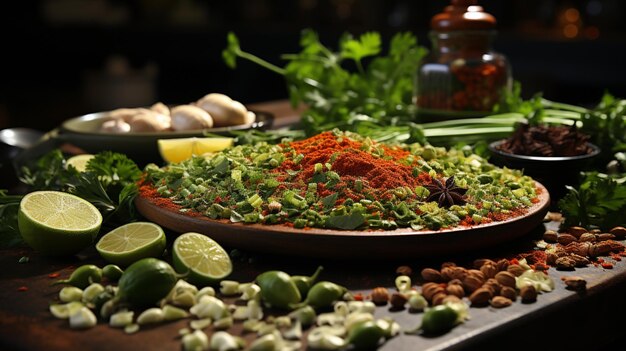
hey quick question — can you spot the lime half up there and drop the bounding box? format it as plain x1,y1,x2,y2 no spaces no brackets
66,154,95,172
172,232,232,286
96,222,166,267
18,191,102,256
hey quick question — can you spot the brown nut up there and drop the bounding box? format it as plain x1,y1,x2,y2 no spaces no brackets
483,278,502,295
500,286,517,301
469,288,492,306
448,267,468,281
589,228,602,234
490,296,513,308
507,264,526,277
578,233,596,243
555,256,576,270
473,258,496,269
446,284,465,298
589,241,613,257
546,252,558,266
431,292,447,306
547,212,563,222
520,285,537,303
564,242,592,257
609,226,626,239
462,275,483,293
561,276,587,291
395,265,413,276
389,293,408,309
467,269,486,282
567,226,588,238
440,262,457,269
442,295,462,304
447,278,463,286
370,287,390,305
496,259,510,272
569,253,590,267
480,263,498,279
596,233,616,242
558,234,578,245
421,283,444,301
495,271,516,288
421,268,443,282
543,230,558,243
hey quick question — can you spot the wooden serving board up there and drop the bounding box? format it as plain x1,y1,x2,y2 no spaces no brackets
135,182,550,260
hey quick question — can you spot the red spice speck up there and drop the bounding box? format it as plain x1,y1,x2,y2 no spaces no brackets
18,286,28,292
601,262,614,269
353,293,364,301
509,258,519,265
48,273,61,278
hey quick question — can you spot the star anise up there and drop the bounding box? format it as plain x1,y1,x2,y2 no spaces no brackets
424,176,467,207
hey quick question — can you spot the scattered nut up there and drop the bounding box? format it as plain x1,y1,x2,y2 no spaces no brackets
496,259,509,272
370,287,390,305
469,288,491,306
462,275,483,293
589,242,613,257
578,233,596,242
543,230,558,243
490,296,512,308
467,269,486,282
483,278,502,295
389,293,408,309
448,267,468,281
558,234,578,245
431,292,447,306
546,252,558,266
480,263,498,279
609,226,626,239
567,226,587,238
563,242,592,256
555,256,576,270
589,229,602,234
442,295,462,304
507,264,526,277
473,258,496,269
421,283,444,301
561,276,587,291
421,268,443,282
445,284,465,298
494,271,516,288
440,262,457,269
500,286,517,301
569,253,590,267
520,285,537,303
395,266,413,277
596,233,616,242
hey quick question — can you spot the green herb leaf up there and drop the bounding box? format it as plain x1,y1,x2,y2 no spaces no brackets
340,32,381,63
325,211,365,230
222,32,240,69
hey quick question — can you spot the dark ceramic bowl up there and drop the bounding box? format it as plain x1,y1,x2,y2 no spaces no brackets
488,139,601,207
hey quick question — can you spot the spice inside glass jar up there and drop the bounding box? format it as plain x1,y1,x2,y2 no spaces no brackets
415,0,512,119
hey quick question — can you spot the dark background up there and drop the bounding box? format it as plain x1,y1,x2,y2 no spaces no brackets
1,0,625,132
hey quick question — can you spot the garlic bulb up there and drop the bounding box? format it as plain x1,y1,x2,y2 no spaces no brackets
196,93,252,127
170,105,214,131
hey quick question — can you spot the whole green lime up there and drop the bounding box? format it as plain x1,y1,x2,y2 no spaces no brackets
117,258,178,307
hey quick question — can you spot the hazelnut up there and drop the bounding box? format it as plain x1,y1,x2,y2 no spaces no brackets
395,265,413,276
500,286,517,301
469,288,491,306
567,226,588,238
496,259,510,272
389,293,408,309
557,234,577,245
561,276,587,291
445,284,465,298
578,233,596,242
507,264,526,277
370,287,390,305
609,226,626,239
520,285,537,303
495,271,516,288
596,233,616,242
490,296,513,308
543,230,558,243
421,268,443,282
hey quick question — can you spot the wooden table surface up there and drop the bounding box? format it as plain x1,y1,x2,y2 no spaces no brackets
2,101,625,351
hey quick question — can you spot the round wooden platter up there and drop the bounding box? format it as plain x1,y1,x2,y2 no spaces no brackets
135,182,550,260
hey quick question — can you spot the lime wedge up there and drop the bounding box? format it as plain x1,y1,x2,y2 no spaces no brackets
172,232,232,286
158,137,234,163
66,154,95,172
96,222,167,267
18,191,102,256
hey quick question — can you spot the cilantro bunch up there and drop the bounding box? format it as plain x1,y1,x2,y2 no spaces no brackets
0,150,142,247
223,29,427,139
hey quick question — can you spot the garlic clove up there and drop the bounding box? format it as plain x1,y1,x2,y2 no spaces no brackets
170,105,214,131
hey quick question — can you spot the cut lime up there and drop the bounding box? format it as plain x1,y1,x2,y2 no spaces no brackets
18,191,102,256
66,154,95,172
172,232,232,286
96,222,166,267
158,137,234,163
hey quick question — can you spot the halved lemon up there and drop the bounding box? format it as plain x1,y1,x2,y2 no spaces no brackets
66,154,95,172
157,137,234,163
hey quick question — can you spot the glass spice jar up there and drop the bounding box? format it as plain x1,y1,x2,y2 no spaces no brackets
415,0,512,120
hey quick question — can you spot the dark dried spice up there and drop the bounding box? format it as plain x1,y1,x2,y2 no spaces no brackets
424,176,467,208
496,123,593,157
